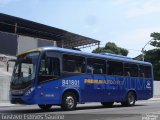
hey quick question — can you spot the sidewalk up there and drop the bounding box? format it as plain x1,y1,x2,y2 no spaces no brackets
0,97,159,107
0,102,16,107
149,97,160,101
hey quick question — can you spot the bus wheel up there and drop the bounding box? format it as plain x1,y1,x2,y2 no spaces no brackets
38,104,52,110
121,92,136,106
61,92,77,111
101,102,114,107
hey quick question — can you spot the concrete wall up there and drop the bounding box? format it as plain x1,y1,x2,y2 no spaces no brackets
17,35,38,54
154,81,160,97
0,76,11,101
0,56,14,102
0,32,57,56
17,35,57,54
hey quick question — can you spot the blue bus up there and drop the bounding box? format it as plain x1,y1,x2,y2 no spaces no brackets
9,47,153,111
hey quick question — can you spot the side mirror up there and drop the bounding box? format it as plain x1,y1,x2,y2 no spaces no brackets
7,59,16,72
7,61,9,72
28,67,31,74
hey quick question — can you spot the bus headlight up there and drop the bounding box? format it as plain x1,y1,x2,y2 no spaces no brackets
25,87,35,96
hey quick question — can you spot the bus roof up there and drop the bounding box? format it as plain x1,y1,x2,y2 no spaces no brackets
29,47,152,66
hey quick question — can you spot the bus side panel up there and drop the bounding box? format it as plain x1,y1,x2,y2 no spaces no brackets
34,74,94,104
80,74,95,102
136,78,144,100
138,78,153,100
34,79,63,104
144,79,153,99
81,75,123,102
114,77,137,102
104,76,122,102
92,74,107,102
115,76,126,102
82,75,126,102
34,75,153,105
135,78,153,100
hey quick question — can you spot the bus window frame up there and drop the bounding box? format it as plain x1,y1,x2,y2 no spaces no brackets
39,51,153,80
62,53,86,74
86,57,107,75
37,51,61,84
106,59,124,77
138,64,152,79
123,62,139,78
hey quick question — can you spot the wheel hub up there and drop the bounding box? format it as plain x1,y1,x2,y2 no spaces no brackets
66,96,74,108
128,95,134,105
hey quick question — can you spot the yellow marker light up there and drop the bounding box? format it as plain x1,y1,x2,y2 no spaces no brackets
17,48,42,56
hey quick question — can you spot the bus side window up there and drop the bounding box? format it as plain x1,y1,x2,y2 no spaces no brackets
63,54,85,73
124,63,138,77
144,66,152,78
125,71,131,76
139,65,152,78
49,57,60,76
39,57,60,76
87,58,106,74
93,68,103,74
87,65,93,74
139,65,145,78
38,54,60,83
107,61,123,76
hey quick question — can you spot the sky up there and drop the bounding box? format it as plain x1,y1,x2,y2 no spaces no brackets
0,0,160,57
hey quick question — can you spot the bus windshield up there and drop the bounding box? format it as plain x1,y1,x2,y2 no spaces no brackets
11,52,40,89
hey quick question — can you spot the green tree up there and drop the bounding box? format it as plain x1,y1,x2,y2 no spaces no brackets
92,42,128,56
92,47,104,53
143,32,160,81
150,32,160,47
144,49,160,80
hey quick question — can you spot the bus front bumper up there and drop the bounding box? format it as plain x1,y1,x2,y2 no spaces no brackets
10,95,35,105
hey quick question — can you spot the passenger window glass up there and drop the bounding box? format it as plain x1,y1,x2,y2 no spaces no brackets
139,65,152,78
87,58,106,74
107,61,123,76
39,57,60,76
38,54,60,83
63,54,85,73
124,63,138,77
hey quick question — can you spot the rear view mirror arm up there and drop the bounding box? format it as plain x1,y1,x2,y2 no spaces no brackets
7,59,16,72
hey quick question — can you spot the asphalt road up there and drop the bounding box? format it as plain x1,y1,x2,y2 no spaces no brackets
0,100,160,120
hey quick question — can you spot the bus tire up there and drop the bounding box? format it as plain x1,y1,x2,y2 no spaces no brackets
38,104,52,110
61,92,77,111
101,102,114,108
121,92,136,106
